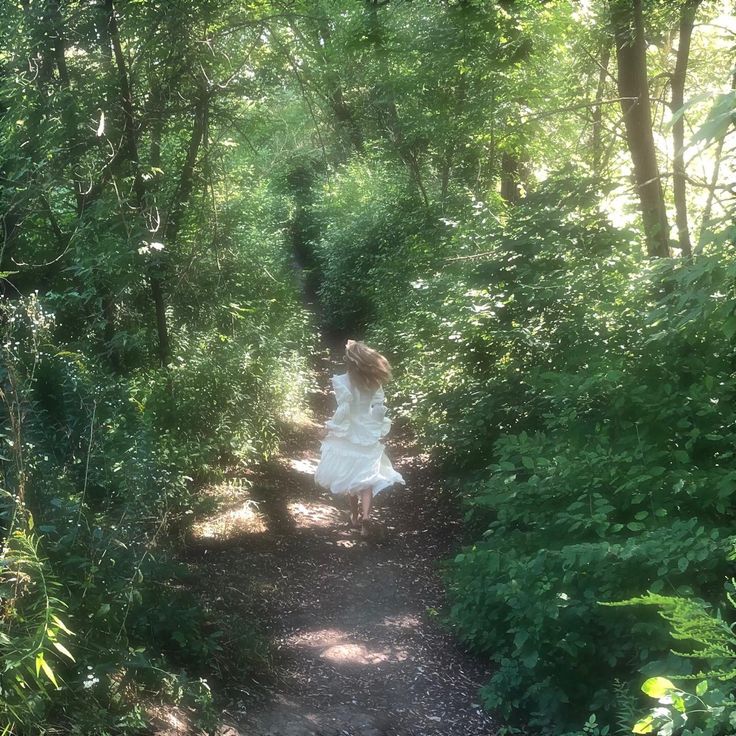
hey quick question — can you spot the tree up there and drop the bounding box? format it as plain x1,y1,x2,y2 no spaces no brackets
670,0,702,257
611,0,670,257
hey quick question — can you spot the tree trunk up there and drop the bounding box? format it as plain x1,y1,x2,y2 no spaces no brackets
317,12,364,155
500,152,522,204
365,0,430,209
611,0,670,257
163,90,208,247
329,86,364,154
670,0,701,257
107,0,170,366
592,41,611,176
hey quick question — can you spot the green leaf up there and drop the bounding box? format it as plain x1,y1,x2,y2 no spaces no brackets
633,715,655,734
723,315,736,340
696,680,708,696
52,641,75,662
642,677,676,698
50,615,74,636
96,603,111,618
690,91,736,146
39,658,59,688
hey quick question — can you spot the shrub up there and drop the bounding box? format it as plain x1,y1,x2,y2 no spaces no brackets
358,176,736,731
312,157,442,333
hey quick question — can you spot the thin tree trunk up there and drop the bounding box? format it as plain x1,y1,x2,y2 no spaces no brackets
330,86,364,154
500,152,522,204
106,0,170,366
365,0,430,209
670,0,701,257
592,41,611,176
316,12,364,154
611,0,670,257
163,91,208,247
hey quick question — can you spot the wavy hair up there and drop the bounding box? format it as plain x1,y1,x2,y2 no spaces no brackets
344,340,392,391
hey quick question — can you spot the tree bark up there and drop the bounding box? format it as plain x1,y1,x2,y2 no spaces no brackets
592,41,611,176
670,0,701,257
500,152,522,204
611,0,670,257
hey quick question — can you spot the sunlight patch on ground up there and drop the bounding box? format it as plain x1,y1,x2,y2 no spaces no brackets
191,500,267,540
288,501,342,529
288,455,319,475
320,642,409,666
148,703,192,735
335,539,357,548
287,628,346,648
286,628,409,666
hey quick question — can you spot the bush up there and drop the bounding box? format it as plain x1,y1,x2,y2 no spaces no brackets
312,157,443,333
359,176,736,731
0,297,220,734
1,250,311,733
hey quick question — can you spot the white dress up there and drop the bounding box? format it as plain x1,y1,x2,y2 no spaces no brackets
315,373,405,496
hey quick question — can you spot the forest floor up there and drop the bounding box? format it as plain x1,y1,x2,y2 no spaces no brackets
156,345,498,736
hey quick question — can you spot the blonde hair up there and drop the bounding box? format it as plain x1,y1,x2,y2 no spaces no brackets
345,340,392,391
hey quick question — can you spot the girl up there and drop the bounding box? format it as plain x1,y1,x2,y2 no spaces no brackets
315,340,404,537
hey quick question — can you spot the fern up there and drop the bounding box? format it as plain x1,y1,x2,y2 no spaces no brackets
607,592,736,671
608,588,736,735
612,679,638,735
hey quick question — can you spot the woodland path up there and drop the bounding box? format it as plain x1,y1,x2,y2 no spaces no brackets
161,344,498,736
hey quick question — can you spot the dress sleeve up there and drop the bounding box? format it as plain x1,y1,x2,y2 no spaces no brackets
370,387,392,438
324,375,352,437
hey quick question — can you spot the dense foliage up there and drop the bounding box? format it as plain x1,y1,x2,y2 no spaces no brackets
296,1,736,732
1,1,312,732
2,0,735,733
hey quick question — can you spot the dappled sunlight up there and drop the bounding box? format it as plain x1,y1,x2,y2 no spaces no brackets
146,703,192,735
191,500,267,540
287,628,345,648
287,501,342,529
335,539,357,548
286,628,409,666
288,455,319,475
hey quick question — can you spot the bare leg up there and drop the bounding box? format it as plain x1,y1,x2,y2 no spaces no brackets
360,488,373,521
348,494,360,526
360,488,373,537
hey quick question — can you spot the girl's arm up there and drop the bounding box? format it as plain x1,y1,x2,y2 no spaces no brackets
370,388,392,438
324,377,352,437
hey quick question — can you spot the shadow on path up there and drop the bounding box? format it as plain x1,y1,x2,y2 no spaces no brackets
164,344,499,736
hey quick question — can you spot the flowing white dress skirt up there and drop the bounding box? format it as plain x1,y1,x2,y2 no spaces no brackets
315,436,404,497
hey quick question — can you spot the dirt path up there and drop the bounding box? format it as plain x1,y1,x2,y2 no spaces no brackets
177,350,497,736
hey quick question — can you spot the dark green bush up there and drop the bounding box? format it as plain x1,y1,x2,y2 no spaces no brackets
360,177,736,731
1,219,312,733
312,157,443,333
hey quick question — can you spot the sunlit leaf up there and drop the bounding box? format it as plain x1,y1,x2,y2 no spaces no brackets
642,677,676,698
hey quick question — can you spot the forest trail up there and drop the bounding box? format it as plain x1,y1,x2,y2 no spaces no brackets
164,346,498,736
